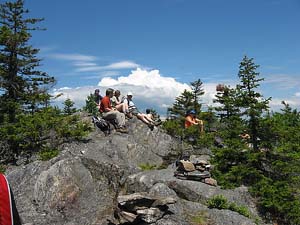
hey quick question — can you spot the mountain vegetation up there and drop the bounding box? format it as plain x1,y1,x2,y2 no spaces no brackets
1,1,299,224
165,56,300,225
0,0,90,164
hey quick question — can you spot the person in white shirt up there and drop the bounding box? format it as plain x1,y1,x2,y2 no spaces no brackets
123,92,154,130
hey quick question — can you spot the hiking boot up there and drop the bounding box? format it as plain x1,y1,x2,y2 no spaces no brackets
126,113,133,119
148,124,154,131
154,120,162,126
116,127,128,133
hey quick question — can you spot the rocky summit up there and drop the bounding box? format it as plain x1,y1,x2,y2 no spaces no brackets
6,117,267,225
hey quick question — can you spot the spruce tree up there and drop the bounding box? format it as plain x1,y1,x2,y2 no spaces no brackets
63,98,77,115
190,79,204,114
0,0,55,122
236,56,270,151
168,79,205,119
167,89,194,119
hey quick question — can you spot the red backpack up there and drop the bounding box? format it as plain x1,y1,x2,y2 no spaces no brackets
0,173,21,225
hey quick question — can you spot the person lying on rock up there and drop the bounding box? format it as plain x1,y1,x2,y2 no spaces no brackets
123,92,155,130
145,109,162,126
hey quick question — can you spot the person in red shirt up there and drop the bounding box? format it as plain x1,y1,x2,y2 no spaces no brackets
100,88,127,133
185,109,204,133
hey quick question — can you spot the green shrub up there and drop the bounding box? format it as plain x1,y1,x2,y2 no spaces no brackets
189,211,209,225
39,148,59,161
138,163,157,171
207,195,228,209
0,165,6,173
228,202,252,218
207,195,252,219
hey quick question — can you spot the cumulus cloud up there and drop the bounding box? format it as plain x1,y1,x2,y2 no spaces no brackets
51,68,300,115
51,68,236,115
52,68,192,114
98,68,191,113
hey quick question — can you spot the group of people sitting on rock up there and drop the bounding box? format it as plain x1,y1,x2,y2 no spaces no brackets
94,88,161,133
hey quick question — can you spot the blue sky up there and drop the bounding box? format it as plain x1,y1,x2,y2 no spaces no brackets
24,0,300,115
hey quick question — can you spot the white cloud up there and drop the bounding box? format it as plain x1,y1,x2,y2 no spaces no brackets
99,71,121,77
51,68,300,116
48,53,97,61
105,61,139,70
73,62,98,67
97,68,190,113
264,74,300,89
75,61,139,72
52,68,191,115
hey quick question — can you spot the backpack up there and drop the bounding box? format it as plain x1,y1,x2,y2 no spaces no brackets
92,116,110,135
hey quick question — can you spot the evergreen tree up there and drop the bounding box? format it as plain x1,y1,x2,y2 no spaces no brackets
167,89,194,119
63,98,76,115
0,0,55,122
190,79,204,114
214,85,240,121
167,79,205,119
236,56,270,151
84,93,98,115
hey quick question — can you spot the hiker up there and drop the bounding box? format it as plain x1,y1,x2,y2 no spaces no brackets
185,109,204,133
145,109,162,126
239,130,252,148
0,173,22,225
94,89,103,109
123,92,154,130
110,90,131,118
99,88,127,133
240,131,250,140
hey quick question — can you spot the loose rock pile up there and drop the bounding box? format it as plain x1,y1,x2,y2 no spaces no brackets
115,192,176,224
174,158,217,186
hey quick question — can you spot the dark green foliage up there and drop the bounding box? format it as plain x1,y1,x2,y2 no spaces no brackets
0,0,55,122
138,163,157,171
207,195,252,219
63,98,77,115
236,56,270,151
214,85,240,122
38,148,59,161
212,64,300,224
84,93,99,115
0,107,91,163
165,79,206,145
207,195,228,209
190,79,204,114
162,118,185,138
0,165,6,173
167,89,194,119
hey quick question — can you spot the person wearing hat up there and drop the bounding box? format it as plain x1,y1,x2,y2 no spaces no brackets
123,92,155,130
185,109,204,132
